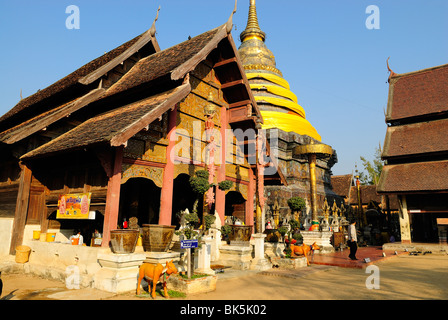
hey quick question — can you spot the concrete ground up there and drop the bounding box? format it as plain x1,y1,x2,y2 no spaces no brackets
1,249,447,301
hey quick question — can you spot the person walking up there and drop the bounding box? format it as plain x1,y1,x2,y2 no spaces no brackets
348,220,358,260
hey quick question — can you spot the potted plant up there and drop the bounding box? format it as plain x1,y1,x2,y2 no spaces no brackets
220,225,232,243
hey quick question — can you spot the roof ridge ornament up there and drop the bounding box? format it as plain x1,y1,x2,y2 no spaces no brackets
226,0,238,34
386,56,396,82
150,6,160,37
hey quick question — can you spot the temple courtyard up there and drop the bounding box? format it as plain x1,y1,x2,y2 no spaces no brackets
1,247,447,301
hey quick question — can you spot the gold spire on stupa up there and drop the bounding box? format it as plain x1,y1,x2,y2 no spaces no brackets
238,0,321,141
240,0,265,42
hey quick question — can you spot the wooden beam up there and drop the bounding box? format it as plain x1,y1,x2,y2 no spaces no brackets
221,79,244,90
229,100,251,109
9,164,32,255
214,57,237,68
79,29,160,85
171,25,227,81
101,146,124,247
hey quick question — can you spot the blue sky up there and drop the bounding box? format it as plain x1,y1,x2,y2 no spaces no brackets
0,0,447,176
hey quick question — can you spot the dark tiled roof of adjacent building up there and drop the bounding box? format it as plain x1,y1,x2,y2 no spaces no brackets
377,160,448,193
349,185,382,205
382,118,448,159
331,174,353,198
379,63,448,194
386,64,448,122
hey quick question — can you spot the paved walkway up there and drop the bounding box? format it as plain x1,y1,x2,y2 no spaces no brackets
309,246,407,269
2,243,446,300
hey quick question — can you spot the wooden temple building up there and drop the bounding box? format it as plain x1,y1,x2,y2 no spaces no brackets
377,63,448,244
0,8,276,256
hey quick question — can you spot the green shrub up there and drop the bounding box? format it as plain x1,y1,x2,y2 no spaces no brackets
292,232,303,241
221,225,232,235
289,219,300,230
278,226,288,236
204,215,216,231
287,196,306,212
218,180,233,191
195,170,209,180
189,175,211,195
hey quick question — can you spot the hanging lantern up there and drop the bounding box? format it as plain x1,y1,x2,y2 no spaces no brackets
203,92,217,117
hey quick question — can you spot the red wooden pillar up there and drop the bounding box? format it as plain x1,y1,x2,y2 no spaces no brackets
215,104,227,225
246,168,255,227
102,146,124,247
10,163,32,254
158,106,177,226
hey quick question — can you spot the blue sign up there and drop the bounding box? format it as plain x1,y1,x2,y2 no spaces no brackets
181,239,198,249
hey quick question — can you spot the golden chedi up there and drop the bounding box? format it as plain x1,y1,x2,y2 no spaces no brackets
238,0,321,141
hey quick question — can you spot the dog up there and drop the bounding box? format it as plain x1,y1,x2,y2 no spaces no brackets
290,242,320,266
136,260,178,298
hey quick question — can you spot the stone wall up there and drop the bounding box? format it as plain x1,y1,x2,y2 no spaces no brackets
265,129,340,224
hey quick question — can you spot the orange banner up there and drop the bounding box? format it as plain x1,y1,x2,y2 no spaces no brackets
57,193,91,219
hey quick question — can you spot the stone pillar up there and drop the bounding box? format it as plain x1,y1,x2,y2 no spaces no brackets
210,210,222,262
301,230,335,253
95,252,146,293
217,245,252,270
196,236,215,275
399,195,412,244
250,233,271,271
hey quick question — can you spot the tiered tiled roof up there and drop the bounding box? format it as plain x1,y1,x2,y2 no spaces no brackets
331,174,353,199
0,30,159,130
378,63,448,194
21,85,190,159
386,64,448,122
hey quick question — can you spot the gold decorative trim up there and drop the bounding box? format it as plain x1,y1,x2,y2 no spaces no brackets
121,164,164,188
243,64,283,77
294,144,333,156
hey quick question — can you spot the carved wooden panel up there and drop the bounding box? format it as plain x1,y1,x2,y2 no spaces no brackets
121,164,164,188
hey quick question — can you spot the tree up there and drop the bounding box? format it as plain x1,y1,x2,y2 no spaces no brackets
359,145,383,185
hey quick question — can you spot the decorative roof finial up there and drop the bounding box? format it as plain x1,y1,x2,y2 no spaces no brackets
386,57,396,82
149,6,160,37
240,0,266,42
226,0,238,34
